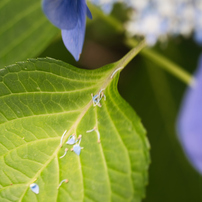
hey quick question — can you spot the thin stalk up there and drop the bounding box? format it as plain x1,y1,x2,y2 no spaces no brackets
143,49,192,85
117,39,147,69
102,39,147,89
89,2,193,85
126,39,193,85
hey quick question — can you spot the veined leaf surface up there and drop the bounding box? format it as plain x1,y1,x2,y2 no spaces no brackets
0,58,150,202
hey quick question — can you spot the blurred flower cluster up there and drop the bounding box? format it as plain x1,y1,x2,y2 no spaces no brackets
90,0,202,46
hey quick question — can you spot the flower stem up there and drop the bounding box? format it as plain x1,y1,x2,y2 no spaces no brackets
126,39,193,85
101,40,147,89
89,3,193,85
116,39,147,69
143,49,192,85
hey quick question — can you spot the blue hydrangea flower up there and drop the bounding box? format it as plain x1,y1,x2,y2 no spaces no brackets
177,54,202,174
42,0,92,61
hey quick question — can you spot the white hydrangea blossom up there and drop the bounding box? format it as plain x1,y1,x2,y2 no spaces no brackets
90,0,202,46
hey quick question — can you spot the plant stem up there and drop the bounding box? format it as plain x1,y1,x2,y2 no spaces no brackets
126,39,193,85
117,39,147,69
143,49,192,85
102,40,147,89
89,3,193,85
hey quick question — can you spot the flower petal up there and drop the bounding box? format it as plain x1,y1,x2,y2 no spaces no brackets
61,0,86,61
86,5,92,19
42,0,78,30
194,30,202,45
30,183,39,194
66,135,77,145
177,54,202,174
73,144,81,155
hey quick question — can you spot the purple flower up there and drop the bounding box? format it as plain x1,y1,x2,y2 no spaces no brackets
177,54,202,174
42,0,92,61
194,29,202,46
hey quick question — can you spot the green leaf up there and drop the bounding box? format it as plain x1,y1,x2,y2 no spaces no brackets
118,41,202,202
0,58,150,201
0,0,59,68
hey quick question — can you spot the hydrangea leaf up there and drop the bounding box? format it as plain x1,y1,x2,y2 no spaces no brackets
0,0,59,68
0,58,150,201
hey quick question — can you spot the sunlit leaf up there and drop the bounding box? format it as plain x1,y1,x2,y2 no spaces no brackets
0,58,150,201
118,43,202,202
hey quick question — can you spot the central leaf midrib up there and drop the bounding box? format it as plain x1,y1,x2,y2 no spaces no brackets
18,100,93,201
18,65,117,201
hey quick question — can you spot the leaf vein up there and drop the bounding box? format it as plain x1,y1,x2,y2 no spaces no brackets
95,108,111,201
2,156,30,179
0,86,98,99
1,137,59,158
0,109,81,126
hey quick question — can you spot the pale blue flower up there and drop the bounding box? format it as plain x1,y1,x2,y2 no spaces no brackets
30,183,39,194
177,54,202,174
42,0,92,61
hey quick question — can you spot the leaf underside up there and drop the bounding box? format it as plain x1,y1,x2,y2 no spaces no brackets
0,0,59,68
0,58,150,202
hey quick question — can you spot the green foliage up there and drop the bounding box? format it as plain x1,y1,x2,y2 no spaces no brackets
0,58,150,201
119,39,202,202
0,0,59,68
1,0,200,201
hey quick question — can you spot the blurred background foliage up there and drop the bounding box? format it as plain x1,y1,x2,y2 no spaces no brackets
1,1,202,201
